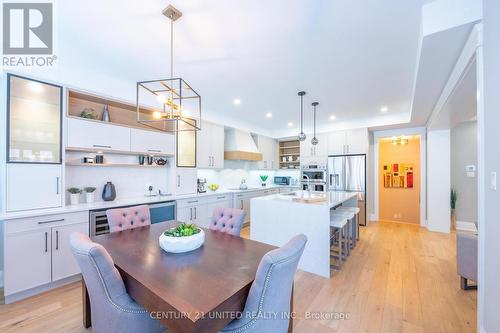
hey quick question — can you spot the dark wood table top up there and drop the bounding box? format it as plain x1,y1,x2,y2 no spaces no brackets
92,221,277,333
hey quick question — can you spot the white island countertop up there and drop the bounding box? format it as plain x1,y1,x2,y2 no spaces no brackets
251,190,360,278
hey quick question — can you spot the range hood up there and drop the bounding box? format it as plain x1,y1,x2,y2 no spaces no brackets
224,129,263,161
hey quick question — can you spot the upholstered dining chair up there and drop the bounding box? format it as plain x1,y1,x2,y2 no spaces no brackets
209,207,246,236
69,232,165,333
220,234,307,333
106,204,151,233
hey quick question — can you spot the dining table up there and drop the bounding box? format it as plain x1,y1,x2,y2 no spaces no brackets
82,221,294,333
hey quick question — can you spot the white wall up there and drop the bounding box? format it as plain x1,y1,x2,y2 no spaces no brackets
479,2,500,331
426,129,451,233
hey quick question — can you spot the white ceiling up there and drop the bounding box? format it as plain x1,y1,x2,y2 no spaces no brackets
55,0,430,137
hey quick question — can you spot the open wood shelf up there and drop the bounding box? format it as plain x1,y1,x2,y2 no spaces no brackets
65,162,167,168
278,139,300,170
65,147,174,157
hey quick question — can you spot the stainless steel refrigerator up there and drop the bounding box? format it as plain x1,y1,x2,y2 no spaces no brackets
328,154,367,226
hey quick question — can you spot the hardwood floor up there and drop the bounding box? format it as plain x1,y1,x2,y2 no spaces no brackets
0,221,476,333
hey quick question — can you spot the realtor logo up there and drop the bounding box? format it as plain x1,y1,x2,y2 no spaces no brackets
3,3,53,54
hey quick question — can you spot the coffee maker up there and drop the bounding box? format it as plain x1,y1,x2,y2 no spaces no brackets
197,178,207,193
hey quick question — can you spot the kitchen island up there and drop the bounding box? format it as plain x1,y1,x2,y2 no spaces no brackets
250,190,358,278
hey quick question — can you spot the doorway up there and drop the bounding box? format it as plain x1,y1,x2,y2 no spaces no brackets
378,135,421,224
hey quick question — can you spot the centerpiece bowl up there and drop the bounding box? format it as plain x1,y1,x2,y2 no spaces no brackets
159,223,205,253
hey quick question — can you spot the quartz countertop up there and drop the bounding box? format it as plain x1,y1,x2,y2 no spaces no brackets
252,190,358,209
0,185,300,221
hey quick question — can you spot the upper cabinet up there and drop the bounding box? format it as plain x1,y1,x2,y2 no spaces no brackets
300,133,328,158
177,119,197,167
67,118,131,152
255,135,278,170
197,121,224,169
327,128,368,155
7,74,62,164
130,128,175,155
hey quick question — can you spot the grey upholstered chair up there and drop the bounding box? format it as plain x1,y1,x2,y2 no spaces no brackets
209,207,246,236
69,232,165,333
106,205,151,233
457,231,478,290
220,234,307,333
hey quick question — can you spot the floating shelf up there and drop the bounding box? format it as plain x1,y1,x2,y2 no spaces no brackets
65,162,167,168
65,147,174,157
278,139,300,170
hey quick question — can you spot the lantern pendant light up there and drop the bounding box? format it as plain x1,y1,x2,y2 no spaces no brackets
298,91,306,141
311,102,319,145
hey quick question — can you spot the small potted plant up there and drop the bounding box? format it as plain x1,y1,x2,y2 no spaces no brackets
84,187,97,203
451,189,457,231
67,187,82,205
159,223,205,253
259,175,269,187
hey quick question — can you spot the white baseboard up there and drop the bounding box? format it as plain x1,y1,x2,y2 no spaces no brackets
456,220,477,232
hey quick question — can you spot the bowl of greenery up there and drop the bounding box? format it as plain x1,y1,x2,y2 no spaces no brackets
159,223,205,253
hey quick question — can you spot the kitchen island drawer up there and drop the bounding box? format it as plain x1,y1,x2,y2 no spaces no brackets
5,211,89,234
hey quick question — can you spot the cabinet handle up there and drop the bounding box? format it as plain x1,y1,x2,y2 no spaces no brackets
190,207,193,220
240,200,243,209
38,218,65,225
177,175,181,187
187,200,198,204
56,177,60,194
216,196,226,200
194,207,197,219
55,230,59,250
45,232,48,253
147,149,161,153
92,144,112,148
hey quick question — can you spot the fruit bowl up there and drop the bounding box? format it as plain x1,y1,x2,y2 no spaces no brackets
159,223,205,253
208,183,219,191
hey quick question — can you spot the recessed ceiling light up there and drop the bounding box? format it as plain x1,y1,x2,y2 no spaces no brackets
329,115,336,121
233,98,241,105
380,106,389,113
287,122,293,127
265,112,272,118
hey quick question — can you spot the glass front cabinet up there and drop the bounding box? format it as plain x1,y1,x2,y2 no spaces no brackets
5,74,63,211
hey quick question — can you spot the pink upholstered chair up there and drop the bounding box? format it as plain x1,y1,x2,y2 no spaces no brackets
106,205,151,233
209,207,246,236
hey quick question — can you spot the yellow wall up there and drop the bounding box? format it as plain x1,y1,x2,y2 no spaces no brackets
379,136,420,224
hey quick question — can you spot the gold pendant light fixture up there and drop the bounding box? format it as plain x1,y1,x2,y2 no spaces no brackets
136,5,201,132
311,101,319,145
298,91,306,141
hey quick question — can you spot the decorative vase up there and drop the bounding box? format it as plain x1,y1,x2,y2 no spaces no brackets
70,193,80,205
102,104,110,122
86,192,94,203
451,208,457,231
102,182,116,201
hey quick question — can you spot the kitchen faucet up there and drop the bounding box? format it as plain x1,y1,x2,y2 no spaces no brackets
303,174,311,196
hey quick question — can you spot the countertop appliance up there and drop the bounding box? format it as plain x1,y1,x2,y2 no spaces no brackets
90,201,176,236
274,176,291,185
300,161,328,192
197,178,207,193
328,154,367,226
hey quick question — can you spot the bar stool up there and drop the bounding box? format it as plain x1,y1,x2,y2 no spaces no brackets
330,213,349,270
336,206,361,246
332,210,355,253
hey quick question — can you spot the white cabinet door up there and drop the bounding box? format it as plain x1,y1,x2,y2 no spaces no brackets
327,131,347,155
5,228,52,295
175,168,197,195
130,128,175,155
196,122,212,168
52,222,88,281
67,118,131,152
6,164,62,212
300,136,313,158
345,128,368,154
257,136,278,169
177,206,194,223
211,123,225,169
314,134,329,157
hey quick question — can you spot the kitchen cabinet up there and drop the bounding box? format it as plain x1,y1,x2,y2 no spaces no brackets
197,122,224,169
67,118,131,152
7,74,62,164
176,194,233,228
177,119,197,167
327,128,368,155
51,222,88,281
256,135,278,170
3,211,89,297
175,168,197,195
300,133,328,158
6,164,62,212
130,128,175,155
233,191,263,224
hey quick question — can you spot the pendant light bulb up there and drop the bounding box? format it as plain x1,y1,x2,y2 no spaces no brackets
311,102,319,145
298,91,306,141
